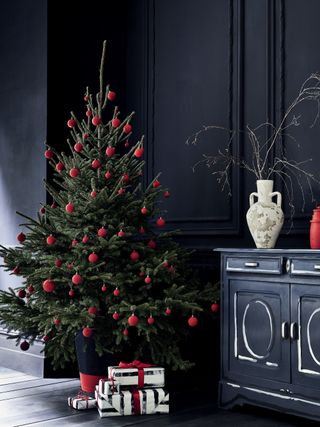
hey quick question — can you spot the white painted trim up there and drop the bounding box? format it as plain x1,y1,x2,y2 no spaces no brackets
0,346,44,359
307,308,320,367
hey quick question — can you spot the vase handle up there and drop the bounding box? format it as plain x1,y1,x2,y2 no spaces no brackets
249,192,258,207
271,191,282,207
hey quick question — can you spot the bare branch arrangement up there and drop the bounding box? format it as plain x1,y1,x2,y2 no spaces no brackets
186,74,320,220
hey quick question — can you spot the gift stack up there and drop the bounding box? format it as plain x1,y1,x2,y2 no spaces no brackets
95,360,169,417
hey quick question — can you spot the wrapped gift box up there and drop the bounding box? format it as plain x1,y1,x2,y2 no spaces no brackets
108,365,165,388
67,395,96,410
98,378,120,396
95,386,169,417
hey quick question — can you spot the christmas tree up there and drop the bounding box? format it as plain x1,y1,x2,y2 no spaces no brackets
0,41,218,371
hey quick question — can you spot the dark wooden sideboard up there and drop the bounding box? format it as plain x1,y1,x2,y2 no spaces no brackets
217,248,320,422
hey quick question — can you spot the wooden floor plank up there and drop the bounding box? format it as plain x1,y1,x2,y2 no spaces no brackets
0,378,76,394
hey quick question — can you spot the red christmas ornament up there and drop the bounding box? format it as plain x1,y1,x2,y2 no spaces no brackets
144,275,152,284
65,202,75,213
112,312,120,320
123,123,132,134
117,229,125,237
74,142,84,152
46,234,56,245
130,250,140,261
124,141,130,148
42,279,55,293
164,191,171,198
53,318,61,326
51,202,57,209
106,146,116,157
44,149,54,159
88,252,99,263
211,303,220,313
82,235,89,244
113,287,120,297
69,167,79,178
156,217,166,227
122,173,129,183
134,147,144,158
84,95,89,102
101,284,107,292
17,232,26,243
169,265,176,273
72,239,78,247
148,240,156,249
128,314,139,327
86,109,92,117
82,327,93,338
90,190,97,198
105,170,112,179
153,179,161,188
27,285,34,293
98,227,107,238
17,289,26,298
39,207,46,215
107,90,116,101
162,260,169,268
83,133,89,140
67,118,76,128
13,266,20,275
43,335,50,343
72,273,83,285
56,162,65,172
139,226,146,234
188,315,199,327
141,206,148,215
69,289,75,297
67,262,74,269
55,259,63,268
147,316,155,325
88,306,97,315
92,115,102,126
123,328,129,336
112,117,121,128
139,271,145,277
165,308,172,316
92,159,101,169
20,341,30,351
118,188,125,195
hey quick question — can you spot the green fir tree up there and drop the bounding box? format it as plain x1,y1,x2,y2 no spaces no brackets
0,41,219,370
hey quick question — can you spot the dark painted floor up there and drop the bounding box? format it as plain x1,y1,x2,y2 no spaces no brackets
0,367,318,427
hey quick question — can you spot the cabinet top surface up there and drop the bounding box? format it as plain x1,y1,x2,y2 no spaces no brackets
214,248,320,254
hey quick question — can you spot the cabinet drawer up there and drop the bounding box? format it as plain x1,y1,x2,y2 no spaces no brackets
291,258,320,276
226,256,282,274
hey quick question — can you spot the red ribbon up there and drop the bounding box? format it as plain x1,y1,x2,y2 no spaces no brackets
118,360,154,388
132,389,141,415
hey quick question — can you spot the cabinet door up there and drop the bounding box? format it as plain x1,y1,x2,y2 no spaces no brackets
228,279,290,383
291,284,320,387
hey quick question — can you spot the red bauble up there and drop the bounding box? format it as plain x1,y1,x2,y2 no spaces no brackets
90,190,97,198
27,285,34,293
88,306,97,315
123,328,129,336
20,341,30,351
118,188,125,195
82,327,93,338
72,273,83,285
122,173,129,183
123,123,132,134
139,226,146,234
39,207,46,215
130,250,140,261
211,303,220,313
101,284,107,292
17,289,26,298
147,316,155,325
139,271,145,277
44,149,54,159
156,217,166,227
92,115,101,126
112,312,120,320
128,314,139,327
67,118,76,128
92,159,101,169
66,202,75,213
105,170,112,179
113,288,120,297
106,146,116,157
84,95,89,102
69,167,79,178
74,142,84,152
46,234,56,245
82,235,89,244
72,239,78,247
153,179,161,188
98,227,107,238
83,133,89,140
51,202,57,209
112,118,121,128
188,315,199,327
43,335,50,343
53,318,61,326
56,162,65,172
165,308,172,316
124,141,130,148
13,266,20,275
69,289,75,297
164,191,171,198
107,90,116,101
141,206,148,215
117,229,125,237
55,259,63,268
144,276,152,284
86,109,92,117
67,262,74,270
134,147,144,158
17,232,26,243
162,260,169,268
148,240,156,249
88,252,99,263
42,279,55,293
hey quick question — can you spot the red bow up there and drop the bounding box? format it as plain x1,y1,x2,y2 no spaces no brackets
118,360,154,388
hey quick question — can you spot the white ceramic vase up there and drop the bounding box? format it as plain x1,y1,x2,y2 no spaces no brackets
246,180,284,249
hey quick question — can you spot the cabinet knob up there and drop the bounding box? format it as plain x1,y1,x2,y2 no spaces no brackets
290,322,298,340
286,259,291,273
244,262,258,268
281,321,289,339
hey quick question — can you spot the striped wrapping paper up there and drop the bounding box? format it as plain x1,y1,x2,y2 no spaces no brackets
67,395,96,410
108,366,165,388
95,386,169,417
98,378,120,396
